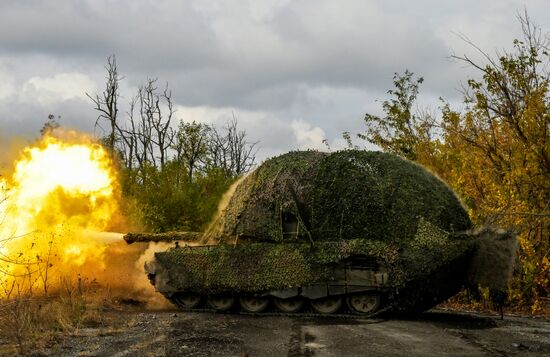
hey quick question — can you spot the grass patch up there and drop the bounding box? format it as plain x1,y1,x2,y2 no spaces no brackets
0,277,138,356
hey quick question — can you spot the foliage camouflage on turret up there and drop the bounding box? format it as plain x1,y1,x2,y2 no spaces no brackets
310,151,472,242
203,150,471,244
203,150,328,243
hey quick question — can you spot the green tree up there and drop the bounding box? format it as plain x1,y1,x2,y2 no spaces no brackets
172,120,210,183
360,70,435,161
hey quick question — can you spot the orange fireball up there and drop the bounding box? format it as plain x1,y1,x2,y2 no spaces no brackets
0,134,119,296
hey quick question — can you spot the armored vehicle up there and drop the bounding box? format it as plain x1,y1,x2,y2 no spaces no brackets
125,150,516,315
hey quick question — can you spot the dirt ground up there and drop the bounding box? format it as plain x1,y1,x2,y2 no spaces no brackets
2,308,549,357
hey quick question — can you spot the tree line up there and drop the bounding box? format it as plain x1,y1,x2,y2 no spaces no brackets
87,57,257,232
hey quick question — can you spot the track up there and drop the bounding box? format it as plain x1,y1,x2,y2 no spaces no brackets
167,296,392,319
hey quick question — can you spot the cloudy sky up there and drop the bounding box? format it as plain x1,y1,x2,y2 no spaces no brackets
0,0,547,160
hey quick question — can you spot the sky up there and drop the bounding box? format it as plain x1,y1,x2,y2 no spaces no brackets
0,0,548,161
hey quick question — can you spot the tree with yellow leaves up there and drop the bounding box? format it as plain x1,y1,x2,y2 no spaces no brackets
358,13,549,312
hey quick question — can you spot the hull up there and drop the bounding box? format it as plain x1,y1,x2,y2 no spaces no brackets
131,150,499,316
146,223,477,315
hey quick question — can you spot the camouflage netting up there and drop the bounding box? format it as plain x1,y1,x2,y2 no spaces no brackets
203,150,471,244
154,218,476,294
156,240,397,294
143,150,518,311
203,150,328,243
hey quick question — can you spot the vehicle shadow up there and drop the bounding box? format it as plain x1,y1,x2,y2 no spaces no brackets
398,310,498,330
294,310,498,330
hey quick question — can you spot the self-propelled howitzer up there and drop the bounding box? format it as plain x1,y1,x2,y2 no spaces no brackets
125,150,517,316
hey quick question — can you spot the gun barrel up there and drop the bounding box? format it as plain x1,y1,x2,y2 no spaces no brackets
123,231,202,244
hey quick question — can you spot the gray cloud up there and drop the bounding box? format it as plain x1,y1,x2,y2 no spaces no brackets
0,0,547,160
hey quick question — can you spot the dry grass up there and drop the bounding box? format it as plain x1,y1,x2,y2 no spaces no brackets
0,277,128,356
0,298,36,355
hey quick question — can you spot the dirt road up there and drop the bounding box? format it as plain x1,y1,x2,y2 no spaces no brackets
7,309,550,356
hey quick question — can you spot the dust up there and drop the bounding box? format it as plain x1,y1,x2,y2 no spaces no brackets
134,241,176,309
0,136,27,175
0,131,164,308
67,240,175,310
202,175,247,243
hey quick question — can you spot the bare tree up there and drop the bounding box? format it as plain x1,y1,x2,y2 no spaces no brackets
110,78,176,184
115,96,138,170
86,55,122,151
208,115,258,177
150,83,175,168
134,79,175,170
137,80,156,168
88,56,257,184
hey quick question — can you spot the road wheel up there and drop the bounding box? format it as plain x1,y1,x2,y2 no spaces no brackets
310,296,342,314
239,296,270,313
172,292,202,309
207,295,235,311
347,293,381,315
273,297,304,313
